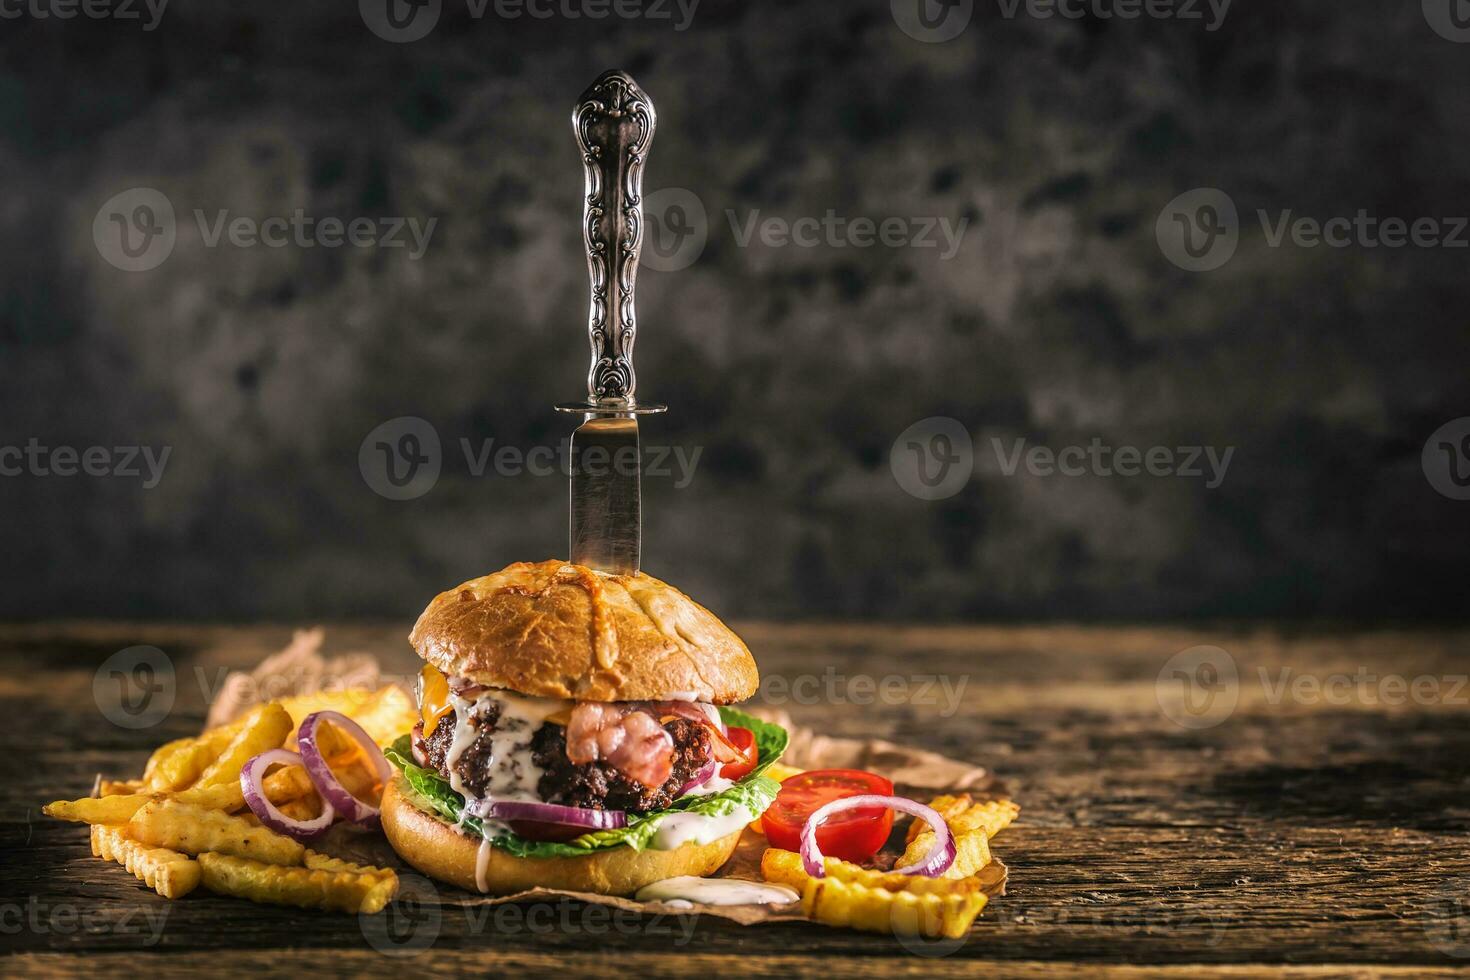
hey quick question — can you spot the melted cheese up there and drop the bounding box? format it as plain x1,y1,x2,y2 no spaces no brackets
418,664,453,732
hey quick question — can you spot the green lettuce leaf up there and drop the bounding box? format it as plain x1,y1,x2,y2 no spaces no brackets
384,704,788,859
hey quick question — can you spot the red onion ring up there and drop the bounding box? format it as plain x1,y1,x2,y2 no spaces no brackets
799,794,956,878
297,710,393,829
488,800,627,830
240,749,336,841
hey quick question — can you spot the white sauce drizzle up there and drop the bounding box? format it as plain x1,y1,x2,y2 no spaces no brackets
651,805,753,850
475,837,493,894
680,772,736,797
635,876,799,907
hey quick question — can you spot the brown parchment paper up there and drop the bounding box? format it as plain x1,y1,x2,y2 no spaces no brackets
204,631,1011,925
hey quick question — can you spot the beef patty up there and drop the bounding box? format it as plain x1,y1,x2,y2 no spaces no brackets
418,708,713,813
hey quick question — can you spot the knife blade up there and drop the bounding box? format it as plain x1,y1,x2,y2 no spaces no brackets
558,69,666,575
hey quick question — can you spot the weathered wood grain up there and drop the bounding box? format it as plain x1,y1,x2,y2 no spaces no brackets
2,622,1468,976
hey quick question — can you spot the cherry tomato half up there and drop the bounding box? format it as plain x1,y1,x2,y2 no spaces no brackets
762,768,895,863
718,726,759,781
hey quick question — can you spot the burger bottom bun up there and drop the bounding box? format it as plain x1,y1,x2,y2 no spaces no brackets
380,776,743,896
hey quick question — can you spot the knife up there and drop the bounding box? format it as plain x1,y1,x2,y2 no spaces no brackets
557,69,666,575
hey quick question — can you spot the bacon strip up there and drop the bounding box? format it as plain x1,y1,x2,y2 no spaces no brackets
565,702,675,788
650,701,744,763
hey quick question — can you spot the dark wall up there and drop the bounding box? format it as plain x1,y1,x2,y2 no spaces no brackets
2,0,1468,622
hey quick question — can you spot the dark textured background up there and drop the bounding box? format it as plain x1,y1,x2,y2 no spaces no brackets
2,0,1468,622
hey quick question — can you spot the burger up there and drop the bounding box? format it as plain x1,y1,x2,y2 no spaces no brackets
381,559,788,896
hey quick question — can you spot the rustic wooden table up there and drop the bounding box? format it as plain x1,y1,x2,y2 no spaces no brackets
3,622,1468,977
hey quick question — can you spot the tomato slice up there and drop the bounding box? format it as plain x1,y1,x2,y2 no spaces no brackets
718,726,759,781
762,768,895,863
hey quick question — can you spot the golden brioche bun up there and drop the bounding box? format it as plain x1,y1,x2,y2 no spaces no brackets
408,559,757,703
380,777,742,896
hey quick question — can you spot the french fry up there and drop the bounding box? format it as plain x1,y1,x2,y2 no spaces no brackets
899,797,1017,879
178,760,317,814
45,795,153,825
903,795,1019,844
275,685,416,749
91,824,201,899
802,874,986,940
261,762,318,806
195,703,293,788
304,849,397,877
142,736,194,785
276,796,320,822
332,755,384,804
98,778,144,797
761,848,985,898
198,852,397,914
128,798,304,866
147,716,251,792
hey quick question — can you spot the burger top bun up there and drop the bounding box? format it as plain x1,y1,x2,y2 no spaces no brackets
408,559,758,704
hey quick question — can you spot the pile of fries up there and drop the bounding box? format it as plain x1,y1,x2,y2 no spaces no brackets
760,790,1019,940
45,687,415,914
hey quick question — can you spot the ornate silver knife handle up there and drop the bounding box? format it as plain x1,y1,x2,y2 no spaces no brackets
571,69,657,410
